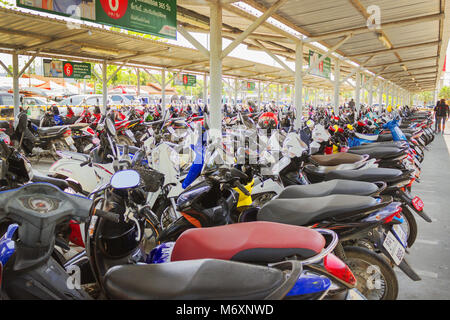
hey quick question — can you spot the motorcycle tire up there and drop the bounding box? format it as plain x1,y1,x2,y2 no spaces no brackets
400,204,418,248
116,135,134,147
343,246,399,300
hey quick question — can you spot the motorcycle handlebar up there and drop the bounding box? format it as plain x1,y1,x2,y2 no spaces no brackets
93,208,121,223
234,180,251,196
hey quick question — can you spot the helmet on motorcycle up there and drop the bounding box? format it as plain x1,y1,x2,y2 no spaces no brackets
257,112,278,130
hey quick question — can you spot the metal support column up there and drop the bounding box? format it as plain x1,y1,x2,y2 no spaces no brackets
234,78,238,107
102,60,107,115
136,68,141,97
355,71,361,113
12,53,20,123
294,40,303,129
378,81,384,113
203,73,208,105
209,1,223,138
368,77,374,107
333,59,340,115
161,68,166,119
276,84,280,107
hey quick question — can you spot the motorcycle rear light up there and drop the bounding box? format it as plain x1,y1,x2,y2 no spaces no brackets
324,253,357,286
63,129,72,137
87,128,95,135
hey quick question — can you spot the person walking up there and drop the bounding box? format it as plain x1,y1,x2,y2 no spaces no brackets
434,99,449,134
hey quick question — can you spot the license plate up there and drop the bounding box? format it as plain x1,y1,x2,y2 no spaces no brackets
412,196,424,211
383,231,406,265
392,224,408,248
65,136,74,145
125,130,134,138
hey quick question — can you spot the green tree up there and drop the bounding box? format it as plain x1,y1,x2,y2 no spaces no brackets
439,86,450,100
418,91,434,105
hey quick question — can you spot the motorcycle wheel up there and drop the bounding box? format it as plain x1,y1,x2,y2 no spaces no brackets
116,135,134,147
52,139,72,159
343,246,399,300
251,192,277,207
399,204,418,248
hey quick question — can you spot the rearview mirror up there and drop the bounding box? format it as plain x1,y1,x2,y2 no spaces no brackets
110,170,140,189
106,117,116,136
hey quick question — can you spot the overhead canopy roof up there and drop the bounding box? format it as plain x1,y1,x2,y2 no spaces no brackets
178,0,450,92
0,6,352,91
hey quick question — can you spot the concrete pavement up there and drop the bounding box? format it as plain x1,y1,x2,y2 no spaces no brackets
397,121,450,299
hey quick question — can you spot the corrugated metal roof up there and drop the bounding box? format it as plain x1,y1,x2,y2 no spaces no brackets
178,0,449,91
0,6,355,91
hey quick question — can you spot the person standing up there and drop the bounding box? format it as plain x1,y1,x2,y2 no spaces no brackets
434,99,449,134
348,98,355,110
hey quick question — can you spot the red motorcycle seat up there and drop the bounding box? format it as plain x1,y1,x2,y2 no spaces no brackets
171,221,325,263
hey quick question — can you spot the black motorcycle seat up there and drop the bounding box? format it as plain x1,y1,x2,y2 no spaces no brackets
349,141,407,149
258,194,378,226
348,147,406,160
104,259,285,300
277,179,379,199
309,153,364,166
68,123,89,130
319,167,404,183
377,133,412,142
31,171,69,190
29,118,41,126
37,126,68,137
0,120,10,129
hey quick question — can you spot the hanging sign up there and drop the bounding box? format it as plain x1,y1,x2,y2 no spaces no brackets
173,73,196,87
308,50,331,79
43,59,91,79
17,0,177,39
241,81,255,91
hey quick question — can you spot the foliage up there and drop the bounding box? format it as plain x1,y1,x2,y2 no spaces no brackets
417,91,434,106
439,86,450,100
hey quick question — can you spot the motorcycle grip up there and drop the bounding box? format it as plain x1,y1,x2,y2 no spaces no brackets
94,209,121,223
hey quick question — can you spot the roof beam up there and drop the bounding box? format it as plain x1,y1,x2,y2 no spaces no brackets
303,34,352,76
367,56,438,68
0,58,12,77
339,55,375,85
109,48,170,62
221,0,288,59
348,41,441,59
379,66,437,76
177,25,210,59
304,13,444,43
253,39,294,75
17,30,89,54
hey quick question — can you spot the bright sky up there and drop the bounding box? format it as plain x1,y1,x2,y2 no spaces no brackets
0,0,449,88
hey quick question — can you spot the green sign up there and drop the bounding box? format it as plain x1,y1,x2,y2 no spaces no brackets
242,81,255,91
173,73,196,87
43,59,91,79
308,50,331,79
17,0,177,39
